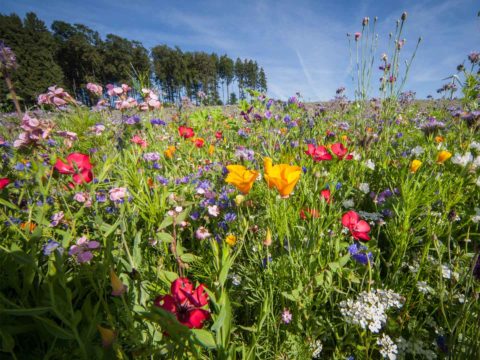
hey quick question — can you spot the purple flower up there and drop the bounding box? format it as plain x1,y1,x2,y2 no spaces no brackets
156,176,169,185
281,308,292,324
124,115,140,125
43,239,63,256
50,211,65,227
143,152,161,162
68,236,100,263
150,118,166,125
224,212,237,222
348,242,373,265
235,147,255,161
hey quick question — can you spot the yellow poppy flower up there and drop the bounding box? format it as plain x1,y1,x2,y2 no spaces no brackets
263,157,301,197
410,159,422,173
225,234,237,246
225,165,259,194
436,150,452,164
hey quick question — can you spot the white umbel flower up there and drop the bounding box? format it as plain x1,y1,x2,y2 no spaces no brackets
377,334,398,360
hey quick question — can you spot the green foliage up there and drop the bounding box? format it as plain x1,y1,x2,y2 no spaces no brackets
0,12,64,104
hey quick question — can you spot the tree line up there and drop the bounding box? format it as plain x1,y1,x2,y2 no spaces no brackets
0,12,267,109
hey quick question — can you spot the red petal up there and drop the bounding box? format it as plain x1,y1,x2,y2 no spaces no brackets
154,294,177,313
192,284,209,307
352,231,371,241
342,210,359,228
321,189,331,203
305,144,315,156
354,220,371,233
72,170,93,184
0,178,10,189
184,309,210,329
331,143,347,158
171,278,193,304
54,159,74,174
67,153,92,170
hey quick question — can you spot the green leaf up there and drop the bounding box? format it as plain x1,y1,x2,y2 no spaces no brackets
158,216,173,230
37,318,75,340
179,253,198,263
0,198,19,211
158,270,178,285
191,329,216,349
157,232,173,243
0,307,51,316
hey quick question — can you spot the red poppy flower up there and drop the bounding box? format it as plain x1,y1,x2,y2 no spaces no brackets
54,153,93,186
154,278,210,329
305,144,332,161
299,208,320,220
331,143,348,159
215,131,223,139
178,126,194,139
341,210,371,241
194,138,205,148
0,178,10,189
321,189,331,203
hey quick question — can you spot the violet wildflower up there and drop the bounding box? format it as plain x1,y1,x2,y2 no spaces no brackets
43,239,63,256
124,115,140,125
150,118,166,125
281,308,292,324
235,147,255,161
69,236,100,263
50,211,65,227
143,152,161,162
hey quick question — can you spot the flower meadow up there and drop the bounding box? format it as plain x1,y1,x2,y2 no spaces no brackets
1,18,480,360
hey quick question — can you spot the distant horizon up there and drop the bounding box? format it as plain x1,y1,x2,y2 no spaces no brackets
1,0,479,101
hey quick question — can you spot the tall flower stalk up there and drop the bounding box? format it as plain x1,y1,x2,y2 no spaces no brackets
0,41,22,117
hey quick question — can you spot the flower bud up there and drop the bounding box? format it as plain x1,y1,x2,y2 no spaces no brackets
264,228,272,246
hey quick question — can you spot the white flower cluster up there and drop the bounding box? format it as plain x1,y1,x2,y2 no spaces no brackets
359,182,370,194
310,339,323,359
377,334,398,360
339,289,404,333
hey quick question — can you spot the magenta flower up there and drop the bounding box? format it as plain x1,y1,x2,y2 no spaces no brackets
69,236,100,263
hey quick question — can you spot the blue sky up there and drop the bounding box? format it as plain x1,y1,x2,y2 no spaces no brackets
1,0,479,100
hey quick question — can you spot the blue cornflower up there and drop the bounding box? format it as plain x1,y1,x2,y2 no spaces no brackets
156,176,169,185
224,212,237,222
348,242,373,265
150,118,166,125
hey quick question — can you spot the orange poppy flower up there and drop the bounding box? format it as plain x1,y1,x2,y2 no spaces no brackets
225,165,259,194
263,157,301,197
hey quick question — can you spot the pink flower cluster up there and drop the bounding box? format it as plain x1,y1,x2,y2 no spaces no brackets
14,113,54,148
106,83,138,110
139,88,161,111
38,86,75,107
86,82,103,96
